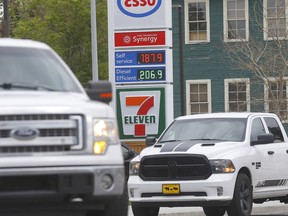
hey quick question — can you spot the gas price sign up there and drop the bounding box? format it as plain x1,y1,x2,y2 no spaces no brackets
115,67,166,83
115,50,165,66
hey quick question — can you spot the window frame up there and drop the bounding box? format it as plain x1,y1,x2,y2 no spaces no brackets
264,77,288,121
224,78,250,112
184,0,210,44
263,0,288,40
223,0,249,42
186,79,212,114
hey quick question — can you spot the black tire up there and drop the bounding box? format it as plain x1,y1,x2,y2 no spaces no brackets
227,173,253,216
131,204,159,216
203,206,226,216
86,186,128,216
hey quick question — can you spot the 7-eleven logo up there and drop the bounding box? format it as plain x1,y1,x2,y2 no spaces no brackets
119,91,161,137
126,96,155,136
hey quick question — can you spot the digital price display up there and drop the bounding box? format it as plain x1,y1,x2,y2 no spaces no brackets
115,50,166,66
137,68,165,81
137,51,165,65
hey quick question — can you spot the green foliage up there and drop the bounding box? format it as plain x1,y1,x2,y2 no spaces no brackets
9,0,108,86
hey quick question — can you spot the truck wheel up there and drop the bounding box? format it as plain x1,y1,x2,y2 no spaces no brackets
86,186,128,216
131,205,159,216
227,173,252,216
203,206,226,216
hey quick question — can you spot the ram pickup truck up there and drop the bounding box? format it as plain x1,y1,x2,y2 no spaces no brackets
0,38,127,216
128,112,288,216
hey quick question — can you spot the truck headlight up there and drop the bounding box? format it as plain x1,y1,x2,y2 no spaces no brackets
93,119,119,155
210,159,235,173
129,161,140,176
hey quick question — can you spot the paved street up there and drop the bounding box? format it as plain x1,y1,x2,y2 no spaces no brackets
1,201,288,216
128,201,288,216
0,211,85,216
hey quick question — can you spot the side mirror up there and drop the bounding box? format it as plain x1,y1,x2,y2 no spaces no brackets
86,80,112,103
122,146,132,160
146,136,156,147
251,133,274,145
121,143,137,160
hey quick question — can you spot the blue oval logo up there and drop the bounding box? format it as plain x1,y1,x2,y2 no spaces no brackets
117,0,162,18
10,127,39,140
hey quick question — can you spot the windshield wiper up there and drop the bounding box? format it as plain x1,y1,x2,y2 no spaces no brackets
0,83,57,91
159,138,228,143
189,138,228,141
159,139,182,143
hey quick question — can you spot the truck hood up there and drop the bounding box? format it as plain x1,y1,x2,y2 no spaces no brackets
0,91,114,118
139,140,245,160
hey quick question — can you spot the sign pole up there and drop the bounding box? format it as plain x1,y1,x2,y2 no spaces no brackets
90,0,99,81
3,0,9,37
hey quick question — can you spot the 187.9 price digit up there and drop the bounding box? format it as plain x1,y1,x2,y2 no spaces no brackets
137,51,165,65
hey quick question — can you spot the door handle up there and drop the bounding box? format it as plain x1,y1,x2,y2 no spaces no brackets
286,150,288,154
268,151,274,155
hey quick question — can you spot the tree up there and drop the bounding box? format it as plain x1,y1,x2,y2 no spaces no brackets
224,0,288,121
9,0,108,86
0,0,5,37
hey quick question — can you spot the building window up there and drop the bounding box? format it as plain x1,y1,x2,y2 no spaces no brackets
264,0,287,40
223,0,249,42
264,78,288,121
186,80,211,114
185,0,210,43
225,79,250,112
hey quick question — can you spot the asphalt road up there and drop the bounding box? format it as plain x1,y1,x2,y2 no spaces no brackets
0,210,85,216
128,201,288,216
2,201,288,216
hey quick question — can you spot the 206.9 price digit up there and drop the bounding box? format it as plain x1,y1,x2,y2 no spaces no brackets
138,69,164,81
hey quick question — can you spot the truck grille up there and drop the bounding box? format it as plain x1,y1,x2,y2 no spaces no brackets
139,154,212,181
0,114,84,153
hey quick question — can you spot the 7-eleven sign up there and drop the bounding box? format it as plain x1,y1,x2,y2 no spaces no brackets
116,88,166,139
125,96,156,136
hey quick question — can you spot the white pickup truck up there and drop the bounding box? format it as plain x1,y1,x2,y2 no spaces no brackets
128,112,288,216
0,38,127,216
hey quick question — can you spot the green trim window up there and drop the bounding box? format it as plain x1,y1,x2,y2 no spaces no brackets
264,0,287,40
224,0,249,41
264,78,288,121
186,80,211,114
185,0,210,43
225,79,250,112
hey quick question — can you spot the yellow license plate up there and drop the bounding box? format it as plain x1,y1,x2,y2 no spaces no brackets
162,184,180,194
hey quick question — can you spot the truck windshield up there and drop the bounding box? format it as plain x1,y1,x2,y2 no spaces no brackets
0,47,81,92
159,118,247,142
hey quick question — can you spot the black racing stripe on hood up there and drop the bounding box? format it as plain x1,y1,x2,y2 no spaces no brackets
160,142,182,152
160,140,224,152
174,141,201,152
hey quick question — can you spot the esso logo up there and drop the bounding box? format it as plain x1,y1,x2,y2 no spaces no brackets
117,0,162,18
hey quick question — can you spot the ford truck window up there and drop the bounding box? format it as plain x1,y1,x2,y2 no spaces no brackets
0,47,81,92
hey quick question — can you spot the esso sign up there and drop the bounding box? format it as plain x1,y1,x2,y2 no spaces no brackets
117,0,162,18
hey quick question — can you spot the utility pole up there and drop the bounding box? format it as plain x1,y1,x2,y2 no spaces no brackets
3,0,9,37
